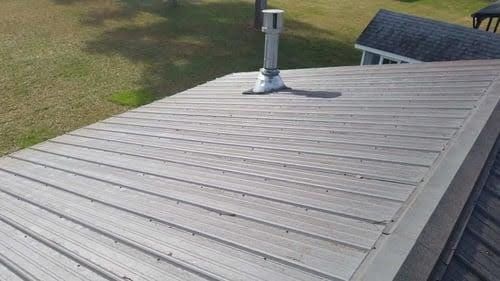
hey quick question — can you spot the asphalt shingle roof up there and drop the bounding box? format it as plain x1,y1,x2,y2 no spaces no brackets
472,0,500,17
440,144,500,281
356,9,500,62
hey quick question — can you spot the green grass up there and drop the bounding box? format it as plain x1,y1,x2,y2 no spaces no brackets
109,89,155,107
0,0,490,155
16,128,54,149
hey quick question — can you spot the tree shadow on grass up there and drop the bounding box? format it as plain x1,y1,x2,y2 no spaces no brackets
52,0,360,99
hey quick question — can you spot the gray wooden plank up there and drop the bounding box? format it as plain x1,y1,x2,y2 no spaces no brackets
4,152,385,240
119,111,458,139
1,162,364,280
54,133,414,202
0,168,342,281
0,219,109,281
112,115,450,151
0,261,26,281
69,128,416,201
152,97,478,109
217,73,497,84
197,78,491,88
80,123,430,184
148,103,471,119
15,142,402,223
96,119,440,166
134,108,465,128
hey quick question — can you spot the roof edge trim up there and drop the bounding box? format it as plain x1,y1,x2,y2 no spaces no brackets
354,75,500,281
354,44,422,64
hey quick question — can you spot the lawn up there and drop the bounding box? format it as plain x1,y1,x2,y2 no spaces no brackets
0,0,490,155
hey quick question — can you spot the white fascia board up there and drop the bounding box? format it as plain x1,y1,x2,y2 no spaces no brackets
355,44,422,64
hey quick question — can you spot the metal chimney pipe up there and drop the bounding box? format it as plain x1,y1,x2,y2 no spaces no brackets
262,9,282,70
246,9,288,94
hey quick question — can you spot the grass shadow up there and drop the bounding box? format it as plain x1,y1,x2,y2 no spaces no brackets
52,0,359,100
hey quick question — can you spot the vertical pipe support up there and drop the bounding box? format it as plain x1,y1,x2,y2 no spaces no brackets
246,9,288,94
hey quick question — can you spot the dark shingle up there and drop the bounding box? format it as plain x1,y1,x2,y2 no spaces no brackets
440,146,500,281
356,9,500,62
472,0,500,17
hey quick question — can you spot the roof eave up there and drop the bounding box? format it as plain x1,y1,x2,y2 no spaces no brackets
354,44,423,64
353,73,500,281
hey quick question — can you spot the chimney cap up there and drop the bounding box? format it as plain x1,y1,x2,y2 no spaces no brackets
262,9,284,14
262,9,284,33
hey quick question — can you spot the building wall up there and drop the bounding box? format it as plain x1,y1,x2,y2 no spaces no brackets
361,50,409,65
355,44,422,66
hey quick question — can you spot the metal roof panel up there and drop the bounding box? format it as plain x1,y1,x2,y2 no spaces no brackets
1,59,499,280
